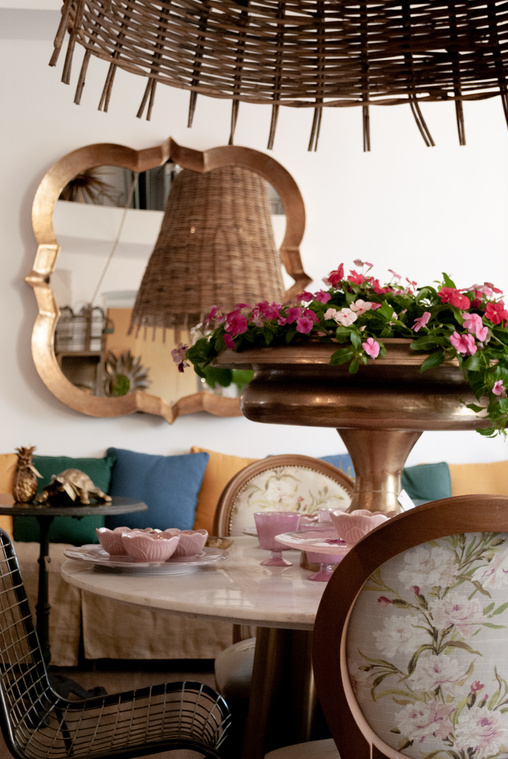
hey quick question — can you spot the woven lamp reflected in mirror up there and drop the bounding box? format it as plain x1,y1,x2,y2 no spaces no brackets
52,1,508,151
129,165,286,394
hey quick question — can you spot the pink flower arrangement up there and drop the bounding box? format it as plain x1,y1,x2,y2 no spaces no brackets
180,261,508,437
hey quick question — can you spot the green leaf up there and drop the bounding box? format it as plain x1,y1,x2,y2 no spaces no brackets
419,351,446,372
329,348,355,366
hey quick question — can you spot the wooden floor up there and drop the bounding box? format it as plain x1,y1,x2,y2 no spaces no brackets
0,659,229,759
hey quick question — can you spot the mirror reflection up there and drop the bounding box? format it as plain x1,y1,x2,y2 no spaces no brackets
52,163,287,404
28,139,309,423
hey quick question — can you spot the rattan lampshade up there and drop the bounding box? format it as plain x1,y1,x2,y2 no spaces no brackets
52,1,508,150
129,165,285,335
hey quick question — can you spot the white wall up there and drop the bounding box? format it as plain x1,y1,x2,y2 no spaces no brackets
2,5,508,465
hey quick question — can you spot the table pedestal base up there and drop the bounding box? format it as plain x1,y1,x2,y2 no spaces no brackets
243,627,327,759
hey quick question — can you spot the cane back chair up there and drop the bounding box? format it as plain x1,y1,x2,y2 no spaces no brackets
267,494,508,758
0,529,231,759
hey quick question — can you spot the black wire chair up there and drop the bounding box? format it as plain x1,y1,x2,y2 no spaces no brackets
0,529,231,759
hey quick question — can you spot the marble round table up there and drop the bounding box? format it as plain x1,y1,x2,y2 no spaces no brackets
62,534,327,758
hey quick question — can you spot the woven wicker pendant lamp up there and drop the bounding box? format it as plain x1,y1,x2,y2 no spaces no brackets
51,1,508,151
129,165,285,336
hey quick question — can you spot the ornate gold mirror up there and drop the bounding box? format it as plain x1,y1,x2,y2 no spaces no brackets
27,138,310,423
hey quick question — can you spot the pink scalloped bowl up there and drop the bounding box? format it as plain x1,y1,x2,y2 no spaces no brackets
164,529,208,557
96,526,133,556
121,531,180,563
329,510,389,546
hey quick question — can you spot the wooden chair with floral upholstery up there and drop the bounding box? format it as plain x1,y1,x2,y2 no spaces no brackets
265,494,508,758
213,455,354,704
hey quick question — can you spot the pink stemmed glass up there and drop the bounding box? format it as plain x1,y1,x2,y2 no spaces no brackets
305,550,345,582
254,511,302,566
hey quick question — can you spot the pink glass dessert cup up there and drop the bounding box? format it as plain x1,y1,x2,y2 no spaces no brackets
330,509,389,546
121,531,180,563
254,511,302,567
96,526,132,556
164,528,208,558
305,549,345,582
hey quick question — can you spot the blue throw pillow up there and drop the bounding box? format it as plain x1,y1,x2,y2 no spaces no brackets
105,448,209,531
320,455,451,505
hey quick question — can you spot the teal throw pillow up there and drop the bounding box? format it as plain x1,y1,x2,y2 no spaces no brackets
13,455,115,545
104,448,209,531
320,456,451,505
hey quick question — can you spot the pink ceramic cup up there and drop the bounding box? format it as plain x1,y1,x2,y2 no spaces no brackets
254,511,302,567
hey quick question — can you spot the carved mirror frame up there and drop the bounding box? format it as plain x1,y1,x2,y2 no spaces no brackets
27,137,310,424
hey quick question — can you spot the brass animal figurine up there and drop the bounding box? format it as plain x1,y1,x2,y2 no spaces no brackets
35,469,112,506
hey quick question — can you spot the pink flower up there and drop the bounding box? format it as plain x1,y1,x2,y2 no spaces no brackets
362,337,380,359
413,311,431,332
377,596,393,607
485,300,508,326
297,291,314,303
225,311,248,336
463,312,488,342
493,380,506,397
438,287,471,309
450,331,477,356
171,343,189,373
471,681,485,693
350,299,375,315
388,269,401,280
224,333,236,350
336,308,358,327
353,259,373,268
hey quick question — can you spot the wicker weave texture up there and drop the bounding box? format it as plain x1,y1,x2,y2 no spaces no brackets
130,166,285,332
56,1,508,107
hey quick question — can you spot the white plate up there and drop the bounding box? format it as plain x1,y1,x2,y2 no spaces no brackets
242,526,257,537
275,526,351,556
64,545,228,574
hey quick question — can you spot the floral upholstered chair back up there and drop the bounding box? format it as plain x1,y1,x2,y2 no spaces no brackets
213,455,354,536
346,531,508,759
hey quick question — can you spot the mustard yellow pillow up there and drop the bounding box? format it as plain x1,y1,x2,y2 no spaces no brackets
0,454,18,535
191,446,258,533
449,460,508,496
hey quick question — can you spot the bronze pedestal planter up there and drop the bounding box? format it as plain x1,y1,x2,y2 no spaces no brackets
216,339,486,514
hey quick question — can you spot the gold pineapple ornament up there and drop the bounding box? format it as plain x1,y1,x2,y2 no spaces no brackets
12,446,41,503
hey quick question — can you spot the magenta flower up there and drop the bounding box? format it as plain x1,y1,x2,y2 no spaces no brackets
348,270,366,285
296,309,318,334
413,311,431,332
470,681,485,693
450,331,477,356
362,337,380,359
171,343,189,373
314,290,332,304
251,301,282,326
493,380,506,397
224,333,236,350
297,291,314,303
225,311,248,336
463,312,488,342
285,307,304,324
377,596,393,607
388,269,401,280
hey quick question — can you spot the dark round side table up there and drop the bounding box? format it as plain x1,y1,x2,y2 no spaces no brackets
0,496,147,666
